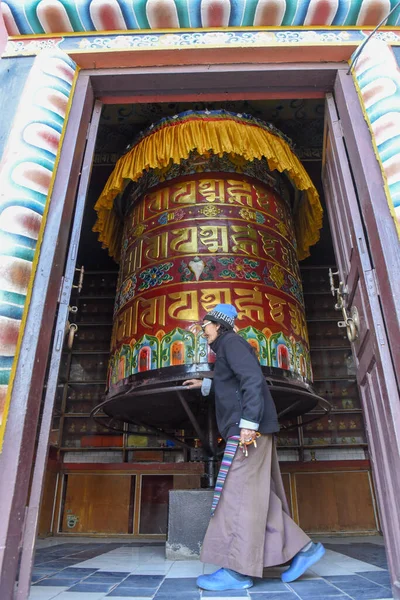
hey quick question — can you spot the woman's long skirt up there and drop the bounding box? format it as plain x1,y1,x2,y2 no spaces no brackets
200,434,311,578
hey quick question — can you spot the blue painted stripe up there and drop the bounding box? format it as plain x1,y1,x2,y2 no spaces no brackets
0,198,45,216
9,185,48,207
0,230,38,249
21,138,59,161
377,135,400,163
188,0,202,27
367,99,400,124
389,181,400,207
291,0,312,25
0,356,15,369
229,0,247,26
2,0,34,34
75,1,94,30
0,302,25,321
332,0,351,25
117,0,141,28
357,65,393,89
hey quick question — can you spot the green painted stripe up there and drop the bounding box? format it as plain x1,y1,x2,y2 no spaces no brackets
0,369,11,386
0,290,26,307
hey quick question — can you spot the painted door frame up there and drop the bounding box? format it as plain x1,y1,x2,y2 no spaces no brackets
0,62,399,600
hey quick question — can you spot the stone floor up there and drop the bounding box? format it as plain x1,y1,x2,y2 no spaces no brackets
28,536,393,600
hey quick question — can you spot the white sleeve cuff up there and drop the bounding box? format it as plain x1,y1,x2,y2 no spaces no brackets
239,418,259,430
201,378,213,396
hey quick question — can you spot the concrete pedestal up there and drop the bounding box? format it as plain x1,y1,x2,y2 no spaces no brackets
166,489,213,560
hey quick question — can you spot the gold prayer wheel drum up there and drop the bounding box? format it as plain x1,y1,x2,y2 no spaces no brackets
94,111,324,430
109,173,311,386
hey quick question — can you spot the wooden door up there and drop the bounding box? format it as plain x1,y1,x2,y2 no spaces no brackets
61,474,133,534
323,93,400,595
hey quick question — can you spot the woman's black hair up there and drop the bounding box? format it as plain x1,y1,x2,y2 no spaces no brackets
216,322,234,336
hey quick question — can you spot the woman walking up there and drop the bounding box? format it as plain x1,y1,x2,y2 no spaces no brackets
183,303,325,592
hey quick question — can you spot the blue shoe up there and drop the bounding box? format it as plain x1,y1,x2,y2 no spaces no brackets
197,568,253,591
281,542,325,583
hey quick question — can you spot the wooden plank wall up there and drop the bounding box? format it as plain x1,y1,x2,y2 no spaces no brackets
38,461,379,536
281,462,379,534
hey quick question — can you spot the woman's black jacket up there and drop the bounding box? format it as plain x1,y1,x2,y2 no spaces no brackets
203,330,279,440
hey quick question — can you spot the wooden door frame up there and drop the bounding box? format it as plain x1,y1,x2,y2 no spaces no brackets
0,62,399,600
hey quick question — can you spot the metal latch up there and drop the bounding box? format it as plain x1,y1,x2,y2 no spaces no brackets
328,268,360,343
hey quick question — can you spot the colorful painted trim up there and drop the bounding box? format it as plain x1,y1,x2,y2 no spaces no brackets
0,50,77,449
109,326,312,383
352,39,400,235
211,435,240,515
4,29,400,59
3,0,400,35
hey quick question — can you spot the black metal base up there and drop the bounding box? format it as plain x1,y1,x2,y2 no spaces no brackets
92,365,331,475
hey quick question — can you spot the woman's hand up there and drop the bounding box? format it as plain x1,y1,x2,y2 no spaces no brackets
182,379,202,389
240,428,257,445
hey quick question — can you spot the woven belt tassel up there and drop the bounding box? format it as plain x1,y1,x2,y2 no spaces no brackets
211,435,240,515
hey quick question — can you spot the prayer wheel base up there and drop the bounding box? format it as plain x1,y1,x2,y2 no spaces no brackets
99,365,326,435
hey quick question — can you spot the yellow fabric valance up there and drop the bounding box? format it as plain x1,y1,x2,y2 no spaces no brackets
93,113,323,261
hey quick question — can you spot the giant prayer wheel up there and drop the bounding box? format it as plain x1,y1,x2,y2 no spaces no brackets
93,110,324,434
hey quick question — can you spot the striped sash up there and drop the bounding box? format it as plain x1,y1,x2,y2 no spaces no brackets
211,435,240,515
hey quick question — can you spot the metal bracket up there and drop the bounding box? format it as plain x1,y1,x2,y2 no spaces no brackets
72,266,85,293
328,268,360,343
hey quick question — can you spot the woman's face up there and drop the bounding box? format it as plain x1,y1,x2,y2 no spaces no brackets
202,320,220,344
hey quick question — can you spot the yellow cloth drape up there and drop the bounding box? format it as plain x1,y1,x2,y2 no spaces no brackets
93,117,323,261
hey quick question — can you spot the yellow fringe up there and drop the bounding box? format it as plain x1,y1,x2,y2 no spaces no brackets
93,118,323,261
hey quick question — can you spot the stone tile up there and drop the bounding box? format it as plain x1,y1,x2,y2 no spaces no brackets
249,593,299,600
28,586,68,599
106,597,154,600
33,578,76,587
107,588,156,597
153,593,200,600
52,593,108,600
166,564,204,578
202,591,249,597
251,578,289,592
288,579,346,597
87,571,130,577
60,567,99,576
68,581,118,593
157,577,199,592
323,544,388,569
357,571,392,587
118,575,164,587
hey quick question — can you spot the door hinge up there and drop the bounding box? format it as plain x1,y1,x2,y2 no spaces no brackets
372,268,380,297
86,121,92,140
58,276,71,305
337,118,344,137
58,276,65,303
365,269,380,298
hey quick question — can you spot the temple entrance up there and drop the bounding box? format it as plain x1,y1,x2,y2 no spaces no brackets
37,95,379,541
1,65,399,600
